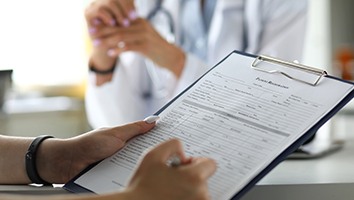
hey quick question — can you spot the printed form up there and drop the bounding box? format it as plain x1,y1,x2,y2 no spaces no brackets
73,53,353,199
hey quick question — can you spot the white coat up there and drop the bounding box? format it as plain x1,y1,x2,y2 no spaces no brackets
86,0,308,128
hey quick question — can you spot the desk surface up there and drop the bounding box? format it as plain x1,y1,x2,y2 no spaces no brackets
1,141,354,199
259,140,354,185
241,140,354,200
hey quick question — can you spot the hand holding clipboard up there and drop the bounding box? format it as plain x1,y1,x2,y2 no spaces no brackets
64,51,354,200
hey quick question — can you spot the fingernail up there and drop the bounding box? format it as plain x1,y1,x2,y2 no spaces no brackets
93,39,101,46
110,19,117,26
107,49,116,57
93,18,101,25
144,115,160,124
89,27,96,34
122,18,130,27
129,10,138,20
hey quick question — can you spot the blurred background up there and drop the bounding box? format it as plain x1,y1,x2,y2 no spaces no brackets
0,0,91,137
0,0,353,139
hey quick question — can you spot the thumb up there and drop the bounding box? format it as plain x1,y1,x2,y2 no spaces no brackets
112,120,156,141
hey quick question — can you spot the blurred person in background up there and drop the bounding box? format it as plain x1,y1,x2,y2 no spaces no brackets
85,0,308,128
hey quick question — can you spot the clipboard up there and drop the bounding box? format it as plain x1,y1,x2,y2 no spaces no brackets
251,55,342,158
64,51,354,199
251,55,327,86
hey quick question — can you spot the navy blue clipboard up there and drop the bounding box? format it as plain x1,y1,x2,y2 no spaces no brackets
64,50,354,199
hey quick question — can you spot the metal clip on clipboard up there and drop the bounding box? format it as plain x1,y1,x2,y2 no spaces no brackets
252,55,328,86
252,55,343,159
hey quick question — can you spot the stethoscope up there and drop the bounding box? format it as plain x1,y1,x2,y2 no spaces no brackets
143,0,249,99
143,0,176,99
147,0,175,39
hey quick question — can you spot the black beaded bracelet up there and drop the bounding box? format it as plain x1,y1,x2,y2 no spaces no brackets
89,65,116,74
25,135,54,185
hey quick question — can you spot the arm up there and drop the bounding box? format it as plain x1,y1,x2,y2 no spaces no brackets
85,0,136,86
0,136,216,200
84,0,137,86
85,55,157,128
0,121,155,184
84,0,187,128
0,135,32,184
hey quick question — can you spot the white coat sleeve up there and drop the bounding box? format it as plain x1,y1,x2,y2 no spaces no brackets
85,53,150,128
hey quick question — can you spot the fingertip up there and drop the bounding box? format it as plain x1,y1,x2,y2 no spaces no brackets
110,19,117,26
143,115,160,124
164,138,182,149
113,120,155,141
107,49,116,57
89,27,97,35
122,18,130,27
92,18,102,26
93,39,101,47
135,120,156,132
117,41,126,49
207,158,217,172
129,10,138,20
192,157,215,165
191,157,217,178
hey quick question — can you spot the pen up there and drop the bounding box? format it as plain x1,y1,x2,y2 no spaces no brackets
167,155,181,167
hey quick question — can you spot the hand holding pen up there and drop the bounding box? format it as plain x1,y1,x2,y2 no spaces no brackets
126,119,217,200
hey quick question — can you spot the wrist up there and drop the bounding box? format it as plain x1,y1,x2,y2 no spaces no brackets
89,65,115,74
36,138,74,183
89,49,117,73
164,45,186,78
25,135,54,185
89,55,117,86
173,48,186,78
89,58,116,74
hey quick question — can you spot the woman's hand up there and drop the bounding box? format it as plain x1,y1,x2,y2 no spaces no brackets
84,0,136,85
37,120,155,183
124,139,217,200
85,0,186,79
85,0,136,28
92,18,186,78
